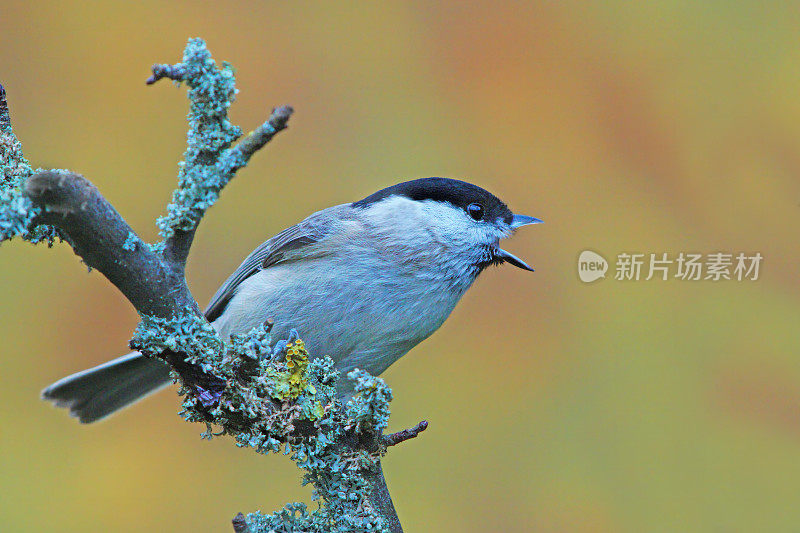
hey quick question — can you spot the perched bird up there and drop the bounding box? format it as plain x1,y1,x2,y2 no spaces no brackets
42,177,541,423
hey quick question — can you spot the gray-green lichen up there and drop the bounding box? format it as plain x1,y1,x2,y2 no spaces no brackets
122,231,139,251
0,191,37,242
240,363,394,532
0,91,57,244
0,94,32,191
130,311,393,532
131,311,224,368
346,369,393,434
155,38,245,242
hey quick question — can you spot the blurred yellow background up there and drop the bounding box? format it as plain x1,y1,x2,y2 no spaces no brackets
2,2,800,531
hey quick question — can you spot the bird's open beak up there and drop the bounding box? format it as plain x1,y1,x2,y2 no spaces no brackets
494,247,535,271
497,213,541,271
510,214,543,229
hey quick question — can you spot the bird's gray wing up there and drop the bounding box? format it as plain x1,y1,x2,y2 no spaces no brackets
203,205,348,322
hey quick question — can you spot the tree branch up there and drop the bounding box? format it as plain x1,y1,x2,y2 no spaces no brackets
161,104,294,266
2,38,416,533
145,63,185,85
232,513,252,533
232,105,294,161
383,420,429,448
24,170,196,317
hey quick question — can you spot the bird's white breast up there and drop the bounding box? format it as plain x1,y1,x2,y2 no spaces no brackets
212,197,482,385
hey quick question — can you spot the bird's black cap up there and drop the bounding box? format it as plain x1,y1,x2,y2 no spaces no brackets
352,177,513,224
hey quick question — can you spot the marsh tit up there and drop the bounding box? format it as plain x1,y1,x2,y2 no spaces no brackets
42,177,542,423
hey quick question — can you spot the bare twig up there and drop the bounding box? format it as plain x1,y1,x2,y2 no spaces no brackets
383,420,429,448
231,105,294,161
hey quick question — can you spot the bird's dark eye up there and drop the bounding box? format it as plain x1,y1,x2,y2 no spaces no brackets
466,203,485,221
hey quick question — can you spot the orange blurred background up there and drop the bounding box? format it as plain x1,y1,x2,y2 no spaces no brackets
2,2,800,531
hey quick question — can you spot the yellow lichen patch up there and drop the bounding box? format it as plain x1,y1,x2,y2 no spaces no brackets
310,401,325,420
268,339,312,400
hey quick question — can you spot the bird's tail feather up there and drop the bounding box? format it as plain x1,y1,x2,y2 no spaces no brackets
41,352,172,423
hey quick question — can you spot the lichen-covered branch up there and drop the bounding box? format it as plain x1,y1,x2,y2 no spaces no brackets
1,38,421,533
145,40,294,267
0,83,58,245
